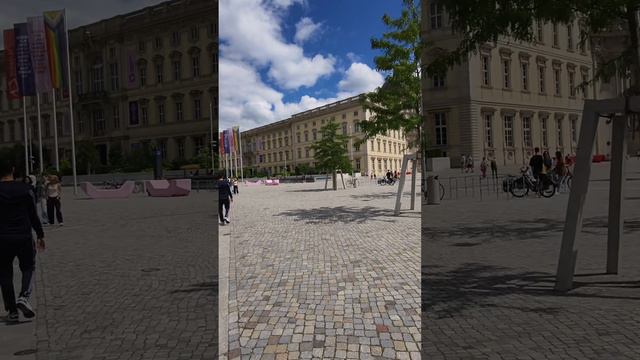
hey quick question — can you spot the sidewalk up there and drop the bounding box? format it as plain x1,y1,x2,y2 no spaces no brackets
0,266,37,360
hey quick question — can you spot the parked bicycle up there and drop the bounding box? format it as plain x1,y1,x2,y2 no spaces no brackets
509,167,556,198
549,168,573,191
378,177,396,186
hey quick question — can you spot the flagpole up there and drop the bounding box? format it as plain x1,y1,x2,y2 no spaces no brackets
209,102,214,172
52,90,59,171
23,98,29,177
36,92,44,174
63,11,78,194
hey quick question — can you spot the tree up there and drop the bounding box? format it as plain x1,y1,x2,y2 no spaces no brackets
76,140,100,175
427,0,640,94
311,121,352,190
360,0,426,188
0,144,26,177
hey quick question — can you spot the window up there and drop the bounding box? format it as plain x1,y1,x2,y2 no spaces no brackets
138,41,145,52
304,131,308,142
93,109,105,136
557,118,564,147
342,122,348,135
312,129,317,141
567,23,574,50
139,66,147,87
541,117,549,147
432,73,445,88
141,104,148,126
192,55,200,77
434,112,447,145
378,159,382,170
354,143,360,152
523,116,532,147
113,105,120,129
156,62,164,83
430,2,442,29
91,65,104,92
158,139,167,159
377,140,381,152
176,102,183,121
569,70,576,97
194,98,201,119
297,148,301,159
354,121,360,133
355,159,361,171
172,31,181,46
194,136,204,155
552,23,559,46
173,60,181,81
354,111,358,116
383,141,387,152
571,118,578,144
485,114,493,148
504,115,514,147
554,68,561,96
190,26,199,41
110,63,119,90
177,139,185,159
502,59,511,88
305,148,310,158
158,103,165,124
109,47,116,58
129,102,139,126
296,133,301,143
521,62,529,91
155,38,162,50
74,69,83,95
481,55,491,86
537,21,544,43
9,122,15,142
538,65,546,94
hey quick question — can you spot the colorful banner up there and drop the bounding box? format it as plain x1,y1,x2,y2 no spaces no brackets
223,129,230,155
232,126,240,153
3,29,20,100
27,16,52,92
43,10,68,91
126,49,136,88
219,132,225,156
14,23,36,97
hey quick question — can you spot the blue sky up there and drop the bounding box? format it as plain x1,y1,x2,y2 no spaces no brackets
219,0,402,130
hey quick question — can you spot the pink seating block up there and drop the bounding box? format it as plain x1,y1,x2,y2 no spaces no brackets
145,179,191,197
80,181,135,199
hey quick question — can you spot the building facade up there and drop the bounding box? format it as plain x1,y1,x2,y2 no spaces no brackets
240,95,411,177
0,0,218,169
421,1,621,168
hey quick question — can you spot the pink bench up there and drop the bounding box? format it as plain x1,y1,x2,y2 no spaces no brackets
80,181,135,199
145,179,191,197
264,179,280,186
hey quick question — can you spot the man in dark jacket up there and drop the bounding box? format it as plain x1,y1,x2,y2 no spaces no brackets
0,159,45,323
217,174,233,225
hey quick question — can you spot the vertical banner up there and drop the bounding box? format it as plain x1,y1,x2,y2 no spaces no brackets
219,131,225,157
14,23,36,96
3,29,21,100
223,129,230,155
126,49,136,89
43,10,68,92
233,126,240,153
27,16,52,92
129,101,139,126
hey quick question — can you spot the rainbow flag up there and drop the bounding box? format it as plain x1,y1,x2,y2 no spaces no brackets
43,10,68,91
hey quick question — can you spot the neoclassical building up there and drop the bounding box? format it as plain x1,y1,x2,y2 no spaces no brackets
421,1,621,168
241,95,412,177
0,0,218,166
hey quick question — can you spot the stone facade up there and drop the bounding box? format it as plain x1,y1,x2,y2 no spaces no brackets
420,0,627,168
240,95,411,177
0,0,218,168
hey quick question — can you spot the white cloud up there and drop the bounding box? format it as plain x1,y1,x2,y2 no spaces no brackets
220,0,334,90
338,62,385,97
346,52,361,63
294,17,322,44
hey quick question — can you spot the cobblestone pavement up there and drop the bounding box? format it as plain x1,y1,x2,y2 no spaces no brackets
224,179,421,359
423,161,640,359
13,192,219,360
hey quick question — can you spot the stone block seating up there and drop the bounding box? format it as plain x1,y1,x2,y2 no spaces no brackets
80,181,135,199
145,179,191,197
264,179,280,186
245,180,264,186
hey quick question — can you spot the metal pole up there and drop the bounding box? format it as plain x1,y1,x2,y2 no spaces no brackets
36,92,44,174
63,11,78,194
209,102,214,172
52,90,59,171
238,129,244,181
23,98,29,177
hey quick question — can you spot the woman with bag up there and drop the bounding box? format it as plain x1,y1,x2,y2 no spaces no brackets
46,175,64,226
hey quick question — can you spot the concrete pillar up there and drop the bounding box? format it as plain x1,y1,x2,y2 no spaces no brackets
607,116,627,274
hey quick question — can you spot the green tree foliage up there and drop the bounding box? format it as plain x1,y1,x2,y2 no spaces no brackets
428,0,640,93
0,144,26,177
75,140,100,175
311,121,353,176
361,0,423,147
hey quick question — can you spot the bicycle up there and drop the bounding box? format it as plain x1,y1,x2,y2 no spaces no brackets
347,178,359,188
549,168,573,191
510,167,556,198
378,177,396,186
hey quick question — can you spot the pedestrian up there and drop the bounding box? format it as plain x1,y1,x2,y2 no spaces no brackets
554,151,567,193
232,178,239,194
529,147,544,193
45,175,63,226
35,175,48,224
0,159,45,323
217,173,233,225
490,157,498,179
460,154,466,173
480,157,488,178
467,155,474,173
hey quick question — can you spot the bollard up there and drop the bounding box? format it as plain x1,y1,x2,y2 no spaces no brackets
427,176,441,205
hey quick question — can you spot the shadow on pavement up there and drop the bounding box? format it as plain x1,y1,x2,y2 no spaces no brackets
349,192,397,201
276,205,398,224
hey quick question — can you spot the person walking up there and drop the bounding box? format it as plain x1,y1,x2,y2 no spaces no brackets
45,175,63,226
529,147,544,193
217,174,233,225
460,154,466,173
0,159,45,323
232,178,239,194
35,175,48,224
480,157,488,178
554,151,567,193
490,157,498,179
467,155,474,173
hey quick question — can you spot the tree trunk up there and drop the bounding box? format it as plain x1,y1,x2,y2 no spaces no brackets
332,170,337,191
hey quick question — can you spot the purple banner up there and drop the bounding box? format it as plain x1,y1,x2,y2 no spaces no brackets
27,16,52,93
127,50,136,89
129,101,139,126
14,23,36,97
